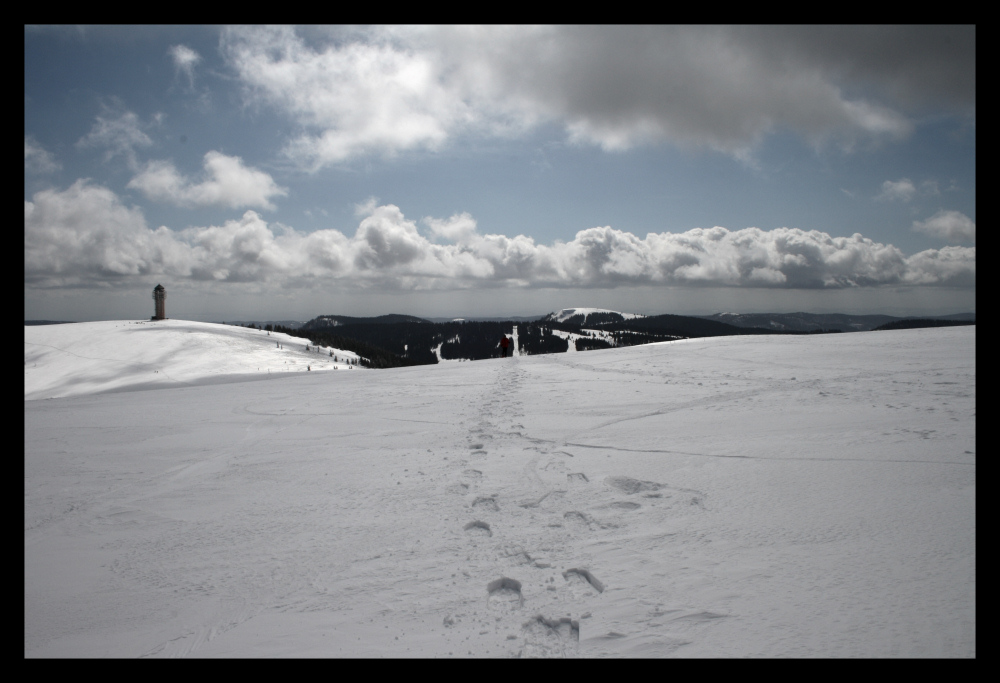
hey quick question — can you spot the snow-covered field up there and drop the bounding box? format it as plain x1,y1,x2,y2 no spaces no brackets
24,323,975,657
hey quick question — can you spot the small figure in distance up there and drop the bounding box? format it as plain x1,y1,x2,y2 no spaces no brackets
500,334,510,358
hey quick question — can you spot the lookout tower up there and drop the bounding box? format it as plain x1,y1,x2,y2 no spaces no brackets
152,284,166,320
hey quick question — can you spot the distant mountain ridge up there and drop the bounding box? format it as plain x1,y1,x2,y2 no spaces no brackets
423,315,546,323
302,314,430,330
697,311,976,333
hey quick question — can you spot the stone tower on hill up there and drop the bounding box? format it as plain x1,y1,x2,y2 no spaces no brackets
152,284,166,320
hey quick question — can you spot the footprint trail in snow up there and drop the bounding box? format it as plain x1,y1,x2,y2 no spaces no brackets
25,327,975,657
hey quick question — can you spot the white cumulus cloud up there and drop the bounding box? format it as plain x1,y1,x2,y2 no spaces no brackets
222,26,473,169
425,212,479,245
876,178,917,202
901,246,976,286
127,151,288,211
912,210,976,244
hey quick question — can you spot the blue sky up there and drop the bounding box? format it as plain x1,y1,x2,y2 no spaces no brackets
25,26,975,322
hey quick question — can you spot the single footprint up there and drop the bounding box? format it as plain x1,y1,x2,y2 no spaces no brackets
464,520,492,537
472,495,499,512
487,577,523,609
563,568,604,593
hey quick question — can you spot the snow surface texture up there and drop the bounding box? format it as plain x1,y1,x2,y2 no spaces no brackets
25,325,975,657
24,319,361,400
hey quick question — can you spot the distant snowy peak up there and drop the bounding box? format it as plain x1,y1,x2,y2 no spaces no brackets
543,308,645,326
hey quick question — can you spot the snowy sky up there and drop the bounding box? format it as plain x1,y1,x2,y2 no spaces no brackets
24,26,976,322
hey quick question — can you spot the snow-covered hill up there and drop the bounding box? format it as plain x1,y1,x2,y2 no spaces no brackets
24,319,362,401
24,326,975,657
544,308,645,325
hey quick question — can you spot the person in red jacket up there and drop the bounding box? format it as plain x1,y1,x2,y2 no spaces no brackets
500,334,510,358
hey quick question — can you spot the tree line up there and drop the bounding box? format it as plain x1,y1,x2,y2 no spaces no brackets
269,324,425,369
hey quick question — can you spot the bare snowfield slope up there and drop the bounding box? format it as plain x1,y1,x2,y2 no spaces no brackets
24,324,975,657
24,319,361,401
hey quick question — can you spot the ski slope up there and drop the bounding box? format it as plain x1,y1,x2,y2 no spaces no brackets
24,324,975,657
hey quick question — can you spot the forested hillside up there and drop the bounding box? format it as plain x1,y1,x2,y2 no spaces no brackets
270,324,424,369
269,309,953,370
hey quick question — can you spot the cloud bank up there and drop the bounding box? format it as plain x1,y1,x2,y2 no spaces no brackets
220,26,974,169
25,182,975,291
